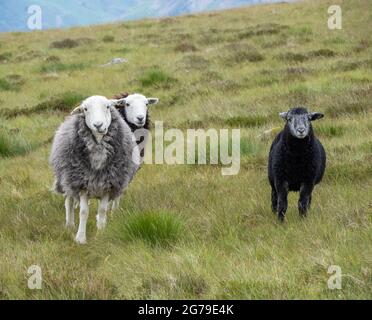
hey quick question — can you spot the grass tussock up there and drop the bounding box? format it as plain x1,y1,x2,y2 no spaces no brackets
0,75,25,91
39,61,89,73
139,68,177,88
0,130,36,157
102,35,115,43
0,91,85,118
174,41,198,52
110,211,184,247
179,55,210,70
223,43,264,64
237,23,288,39
277,49,335,63
50,38,80,49
0,52,12,63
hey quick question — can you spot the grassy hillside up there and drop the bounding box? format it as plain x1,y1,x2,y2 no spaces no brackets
0,0,371,299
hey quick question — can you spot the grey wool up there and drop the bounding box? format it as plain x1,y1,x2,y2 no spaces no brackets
50,107,139,201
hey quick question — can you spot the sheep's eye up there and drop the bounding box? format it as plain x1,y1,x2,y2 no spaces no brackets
84,107,88,111
126,103,130,107
107,105,110,109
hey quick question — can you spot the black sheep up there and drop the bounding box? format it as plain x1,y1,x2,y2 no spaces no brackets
268,107,326,221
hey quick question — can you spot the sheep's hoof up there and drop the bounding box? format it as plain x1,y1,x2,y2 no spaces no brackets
65,222,75,229
278,212,285,222
111,200,120,211
96,215,107,230
298,204,308,218
299,211,307,218
75,233,87,244
96,221,106,230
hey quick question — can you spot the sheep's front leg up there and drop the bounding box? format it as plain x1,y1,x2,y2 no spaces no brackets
65,196,75,228
75,192,89,244
298,184,314,217
276,181,288,222
97,195,109,230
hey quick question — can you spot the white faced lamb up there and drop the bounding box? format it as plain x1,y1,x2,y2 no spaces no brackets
110,92,158,210
268,107,326,222
113,92,158,134
50,95,140,244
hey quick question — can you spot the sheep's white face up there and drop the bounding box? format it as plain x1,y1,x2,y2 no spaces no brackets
117,93,158,127
72,96,114,142
280,107,324,139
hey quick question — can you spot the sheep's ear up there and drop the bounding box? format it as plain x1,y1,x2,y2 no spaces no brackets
71,105,83,115
309,112,324,121
110,98,127,109
279,112,288,120
147,97,159,105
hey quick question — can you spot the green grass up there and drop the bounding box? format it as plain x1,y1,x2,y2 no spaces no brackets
50,38,79,49
39,62,89,73
0,130,37,157
102,35,115,43
109,211,184,247
0,78,13,91
225,115,269,127
0,0,371,299
0,75,24,91
0,91,85,118
139,68,177,88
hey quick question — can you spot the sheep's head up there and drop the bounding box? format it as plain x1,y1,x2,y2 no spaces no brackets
114,93,158,128
71,95,123,142
280,107,324,139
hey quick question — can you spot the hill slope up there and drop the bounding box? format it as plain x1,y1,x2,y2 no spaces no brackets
0,0,285,32
0,0,371,299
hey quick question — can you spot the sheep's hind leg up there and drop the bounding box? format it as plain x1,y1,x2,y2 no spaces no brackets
75,192,89,244
276,181,288,222
271,188,278,213
65,196,75,228
111,196,121,212
298,184,314,218
97,195,109,230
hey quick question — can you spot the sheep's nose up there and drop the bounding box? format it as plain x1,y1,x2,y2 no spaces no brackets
94,122,103,129
297,128,305,134
137,116,144,122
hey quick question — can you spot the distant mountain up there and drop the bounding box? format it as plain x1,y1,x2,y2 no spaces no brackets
0,0,286,32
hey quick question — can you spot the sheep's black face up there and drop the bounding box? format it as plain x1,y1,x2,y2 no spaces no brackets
280,107,324,139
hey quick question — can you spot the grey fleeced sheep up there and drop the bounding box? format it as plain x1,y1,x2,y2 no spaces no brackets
50,95,140,244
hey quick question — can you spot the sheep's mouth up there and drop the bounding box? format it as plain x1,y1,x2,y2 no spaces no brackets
295,133,307,139
96,128,107,134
